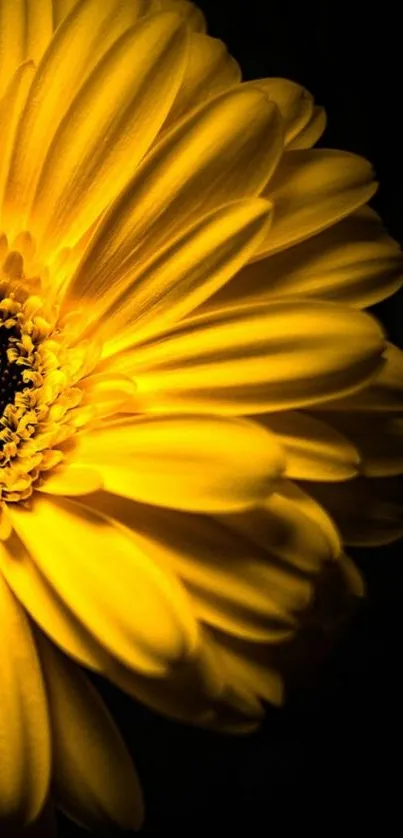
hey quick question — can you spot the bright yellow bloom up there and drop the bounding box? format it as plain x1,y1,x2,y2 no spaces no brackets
0,0,402,833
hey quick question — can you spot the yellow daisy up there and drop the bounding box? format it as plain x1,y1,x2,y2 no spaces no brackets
0,0,402,833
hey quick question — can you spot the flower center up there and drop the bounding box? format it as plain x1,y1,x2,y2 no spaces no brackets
0,258,99,504
0,324,30,417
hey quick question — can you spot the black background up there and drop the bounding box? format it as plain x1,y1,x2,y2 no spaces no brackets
60,2,403,835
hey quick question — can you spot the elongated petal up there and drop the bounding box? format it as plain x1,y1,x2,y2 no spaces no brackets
2,0,147,234
245,77,315,146
93,199,273,353
52,0,79,27
8,496,198,676
257,410,359,481
288,105,327,149
165,32,241,126
30,12,188,255
0,530,116,673
315,411,403,477
72,415,286,512
209,631,284,705
79,372,138,419
65,86,283,311
0,0,25,96
36,633,144,833
313,341,403,412
217,478,341,576
149,0,206,31
114,299,385,415
302,475,403,546
0,573,51,827
81,491,309,642
0,62,35,214
204,207,403,310
255,149,376,258
37,464,104,495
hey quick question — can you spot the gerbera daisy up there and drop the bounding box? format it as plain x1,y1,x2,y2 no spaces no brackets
0,0,402,834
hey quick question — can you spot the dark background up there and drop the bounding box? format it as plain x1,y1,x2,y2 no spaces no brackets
60,2,403,834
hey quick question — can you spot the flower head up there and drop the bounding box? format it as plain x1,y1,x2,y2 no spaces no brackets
0,0,402,833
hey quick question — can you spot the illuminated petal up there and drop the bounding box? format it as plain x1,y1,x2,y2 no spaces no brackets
0,530,114,673
164,32,241,126
65,86,283,312
255,149,376,258
288,105,327,149
80,491,308,642
37,464,104,495
245,77,315,146
0,0,26,96
313,342,403,412
302,476,403,546
257,410,359,481
52,0,79,27
217,479,340,575
7,496,198,676
0,574,50,827
79,372,138,418
30,12,188,255
148,0,207,31
36,633,144,833
94,199,273,353
2,0,149,235
113,299,385,415
100,634,227,725
0,62,35,211
72,415,286,512
204,207,403,310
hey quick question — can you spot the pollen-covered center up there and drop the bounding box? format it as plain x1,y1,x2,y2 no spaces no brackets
0,324,30,416
0,262,98,504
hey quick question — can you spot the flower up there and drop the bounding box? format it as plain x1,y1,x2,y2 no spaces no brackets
0,0,402,833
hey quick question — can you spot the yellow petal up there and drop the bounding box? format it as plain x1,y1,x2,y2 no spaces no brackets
30,11,188,256
73,415,286,512
245,77,315,146
116,299,385,415
255,149,376,258
256,410,359,481
8,496,198,676
99,634,226,725
82,491,306,642
313,341,403,412
0,574,51,827
217,478,340,578
0,528,114,673
24,0,53,64
209,631,284,706
315,411,403,477
302,475,403,546
2,0,147,235
52,0,78,27
100,624,265,733
204,206,403,310
288,105,327,149
91,199,273,354
0,62,35,214
0,0,25,97
164,32,241,126
148,0,206,31
79,372,138,418
65,86,283,311
37,464,104,495
36,632,144,833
